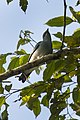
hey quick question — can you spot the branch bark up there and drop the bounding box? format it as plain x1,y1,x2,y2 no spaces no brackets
0,48,80,81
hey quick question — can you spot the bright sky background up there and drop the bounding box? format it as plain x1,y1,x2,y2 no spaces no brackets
0,0,80,120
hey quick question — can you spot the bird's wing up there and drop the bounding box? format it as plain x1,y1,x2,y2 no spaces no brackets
28,41,42,61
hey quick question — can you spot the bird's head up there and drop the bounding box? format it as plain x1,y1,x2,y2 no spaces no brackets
43,29,51,41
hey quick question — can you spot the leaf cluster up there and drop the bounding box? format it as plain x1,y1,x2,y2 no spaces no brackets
6,0,28,12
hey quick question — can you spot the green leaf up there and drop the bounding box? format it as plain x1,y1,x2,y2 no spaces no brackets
47,82,54,99
19,0,28,13
45,16,73,27
73,87,80,104
15,49,27,55
0,66,5,73
6,0,13,4
35,66,43,75
66,31,80,47
53,32,62,39
49,114,58,120
52,41,62,49
5,84,12,92
20,85,34,97
77,74,80,87
35,67,40,75
43,59,65,81
50,101,67,119
0,53,12,66
70,103,77,112
19,54,29,65
20,81,47,97
63,87,70,99
33,81,48,96
2,109,8,120
32,98,41,117
63,75,72,82
43,61,55,81
0,55,7,65
0,84,4,94
0,97,5,107
54,59,66,72
17,38,29,50
49,115,65,120
70,103,80,116
64,36,79,48
27,97,41,117
41,94,49,107
17,38,25,50
8,57,19,69
69,6,80,23
73,28,80,38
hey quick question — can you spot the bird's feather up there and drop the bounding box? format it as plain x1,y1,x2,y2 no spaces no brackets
28,41,42,61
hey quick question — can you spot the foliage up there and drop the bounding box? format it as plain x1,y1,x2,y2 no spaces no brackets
0,0,80,120
45,16,73,27
6,0,28,12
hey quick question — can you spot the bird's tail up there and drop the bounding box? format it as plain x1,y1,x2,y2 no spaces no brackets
19,73,31,83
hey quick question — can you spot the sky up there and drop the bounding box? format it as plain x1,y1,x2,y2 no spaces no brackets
0,0,80,120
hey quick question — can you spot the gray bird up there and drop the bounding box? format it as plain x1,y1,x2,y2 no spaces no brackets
19,29,53,83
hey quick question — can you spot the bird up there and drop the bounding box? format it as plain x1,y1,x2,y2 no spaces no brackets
19,29,53,83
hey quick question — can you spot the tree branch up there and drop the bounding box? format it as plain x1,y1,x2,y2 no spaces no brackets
0,48,80,81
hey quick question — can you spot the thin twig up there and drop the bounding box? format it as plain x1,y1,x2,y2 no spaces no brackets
29,42,35,48
62,82,77,88
5,89,21,99
61,0,67,50
29,35,37,44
